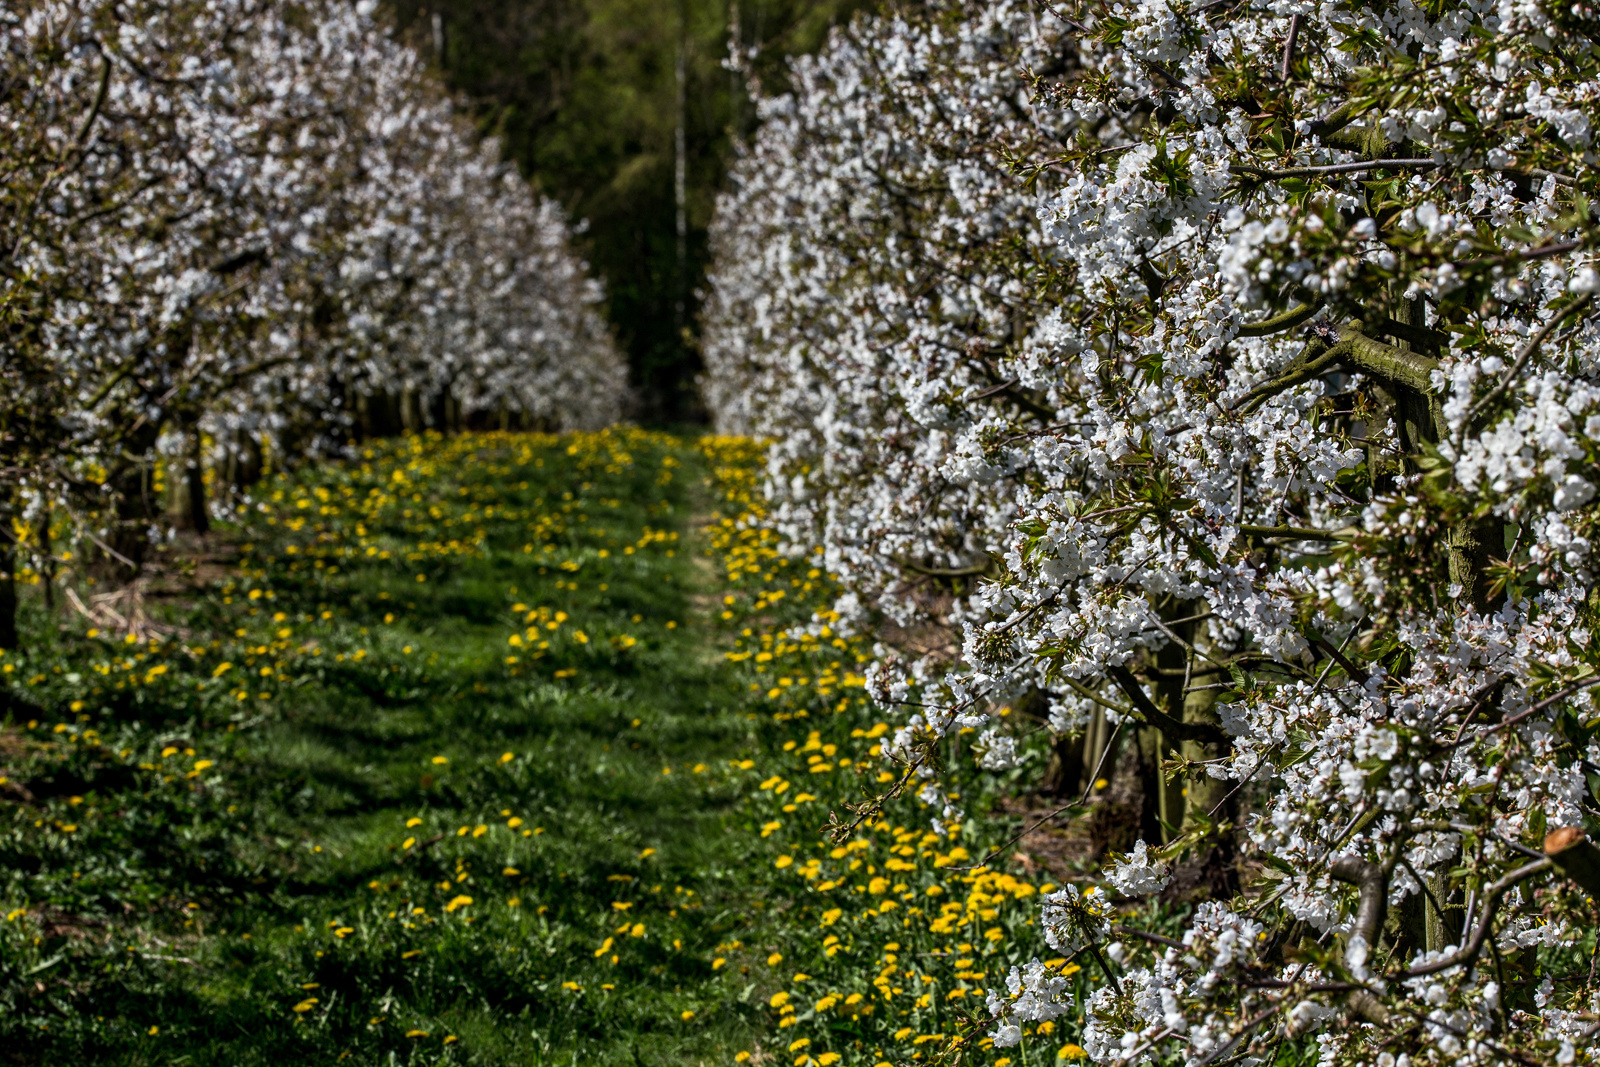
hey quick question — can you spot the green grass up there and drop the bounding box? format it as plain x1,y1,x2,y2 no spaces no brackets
0,430,1072,1067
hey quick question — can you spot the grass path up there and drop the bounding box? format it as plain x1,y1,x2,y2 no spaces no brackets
1,430,1073,1067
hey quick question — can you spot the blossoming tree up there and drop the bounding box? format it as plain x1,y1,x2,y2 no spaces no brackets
704,0,1600,1061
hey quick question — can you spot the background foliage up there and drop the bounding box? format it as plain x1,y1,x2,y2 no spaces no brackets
384,0,871,421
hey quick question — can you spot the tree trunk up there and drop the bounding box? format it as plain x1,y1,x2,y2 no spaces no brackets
228,429,264,491
37,505,53,611
401,389,424,434
1161,678,1240,903
1089,725,1162,858
98,421,164,577
0,488,18,650
1160,602,1240,902
674,0,689,332
186,424,209,535
1040,728,1085,798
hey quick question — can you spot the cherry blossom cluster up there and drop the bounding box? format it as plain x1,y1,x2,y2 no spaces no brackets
704,0,1600,1062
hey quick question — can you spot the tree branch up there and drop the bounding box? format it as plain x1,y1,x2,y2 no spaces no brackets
1460,294,1594,432
1311,635,1369,685
1230,159,1437,181
1377,316,1450,353
1106,664,1229,744
1238,524,1352,542
1232,336,1338,415
1112,924,1185,949
1306,99,1369,140
1400,858,1551,978
1339,328,1439,393
1543,827,1600,898
1235,300,1323,338
1329,855,1391,1025
900,559,993,579
70,52,113,155
1279,15,1302,82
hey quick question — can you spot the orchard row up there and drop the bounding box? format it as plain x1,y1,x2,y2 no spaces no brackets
701,2,1600,1065
1,0,625,642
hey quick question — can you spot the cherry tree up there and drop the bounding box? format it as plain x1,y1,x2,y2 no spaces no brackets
704,0,1600,1062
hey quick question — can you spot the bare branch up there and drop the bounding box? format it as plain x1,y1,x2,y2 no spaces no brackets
1279,15,1302,82
1230,159,1439,181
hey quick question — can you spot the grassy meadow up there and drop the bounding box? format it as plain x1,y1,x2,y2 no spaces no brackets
0,430,1101,1066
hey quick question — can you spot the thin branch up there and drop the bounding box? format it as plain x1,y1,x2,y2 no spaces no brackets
1145,612,1229,670
1078,717,1125,806
82,531,138,571
1311,635,1369,685
1196,1006,1279,1066
1141,59,1189,89
70,52,113,154
900,558,992,579
1518,239,1582,262
1279,15,1302,82
946,796,1084,872
1238,523,1352,542
1112,924,1184,949
1465,675,1600,745
1230,159,1439,181
1231,337,1340,414
1062,675,1136,719
1460,294,1594,432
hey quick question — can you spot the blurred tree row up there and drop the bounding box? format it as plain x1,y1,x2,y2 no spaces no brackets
387,0,870,422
